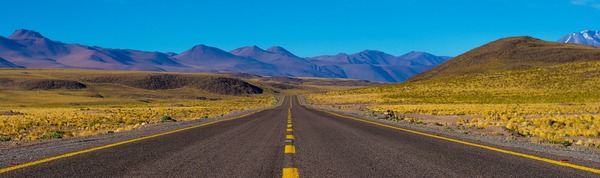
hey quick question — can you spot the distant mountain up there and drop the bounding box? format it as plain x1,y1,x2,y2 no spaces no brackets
309,50,396,65
558,30,600,47
1,29,183,71
0,29,451,82
409,36,600,82
230,46,344,78
0,57,21,68
266,46,299,58
397,51,449,66
308,50,448,67
174,45,282,76
308,50,449,82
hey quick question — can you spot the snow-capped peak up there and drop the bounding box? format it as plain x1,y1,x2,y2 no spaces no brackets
557,30,600,47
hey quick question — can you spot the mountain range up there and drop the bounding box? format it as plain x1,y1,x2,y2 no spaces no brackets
557,30,600,47
0,29,450,82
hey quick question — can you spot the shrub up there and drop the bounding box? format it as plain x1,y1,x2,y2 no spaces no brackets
161,115,177,123
42,130,65,139
0,134,11,141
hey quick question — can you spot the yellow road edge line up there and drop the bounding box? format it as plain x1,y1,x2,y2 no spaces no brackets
315,108,600,174
284,145,296,154
282,167,299,178
0,97,283,174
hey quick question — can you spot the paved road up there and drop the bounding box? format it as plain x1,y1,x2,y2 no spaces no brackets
1,96,599,177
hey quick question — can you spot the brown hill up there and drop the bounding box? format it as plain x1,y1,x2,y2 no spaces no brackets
83,74,263,96
0,78,87,90
408,36,600,82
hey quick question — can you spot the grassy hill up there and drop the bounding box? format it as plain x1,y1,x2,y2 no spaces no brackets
0,69,267,107
309,60,600,104
409,36,600,82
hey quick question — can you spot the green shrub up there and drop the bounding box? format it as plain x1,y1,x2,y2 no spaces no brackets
551,140,573,147
42,130,65,139
161,116,177,123
0,135,11,141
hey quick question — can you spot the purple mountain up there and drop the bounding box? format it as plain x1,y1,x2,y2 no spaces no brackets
230,45,342,78
307,50,450,82
0,57,21,68
266,46,299,58
230,45,277,62
397,51,449,66
0,29,451,82
174,45,281,76
0,29,185,70
557,30,600,47
309,50,396,65
231,46,302,62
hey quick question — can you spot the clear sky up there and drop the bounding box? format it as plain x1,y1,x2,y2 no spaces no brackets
1,0,599,57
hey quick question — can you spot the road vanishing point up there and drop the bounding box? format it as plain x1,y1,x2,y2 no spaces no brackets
1,96,599,177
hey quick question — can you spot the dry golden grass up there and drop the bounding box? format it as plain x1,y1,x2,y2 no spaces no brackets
0,69,276,141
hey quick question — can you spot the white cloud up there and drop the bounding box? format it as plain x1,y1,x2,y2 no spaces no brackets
571,0,600,9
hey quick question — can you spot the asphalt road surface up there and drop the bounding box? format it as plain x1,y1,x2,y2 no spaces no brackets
1,96,599,177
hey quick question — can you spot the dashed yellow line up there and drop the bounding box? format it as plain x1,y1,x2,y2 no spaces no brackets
316,108,600,174
284,145,296,154
282,167,299,178
0,98,283,174
282,96,299,178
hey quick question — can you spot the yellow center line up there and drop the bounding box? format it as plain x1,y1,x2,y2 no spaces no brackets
0,97,283,174
282,96,299,178
315,108,600,174
282,167,299,178
284,145,296,154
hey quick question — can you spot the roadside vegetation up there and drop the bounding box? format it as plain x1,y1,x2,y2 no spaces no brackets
0,69,275,141
0,98,273,141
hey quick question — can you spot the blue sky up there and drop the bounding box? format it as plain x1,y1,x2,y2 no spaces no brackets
1,0,599,57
